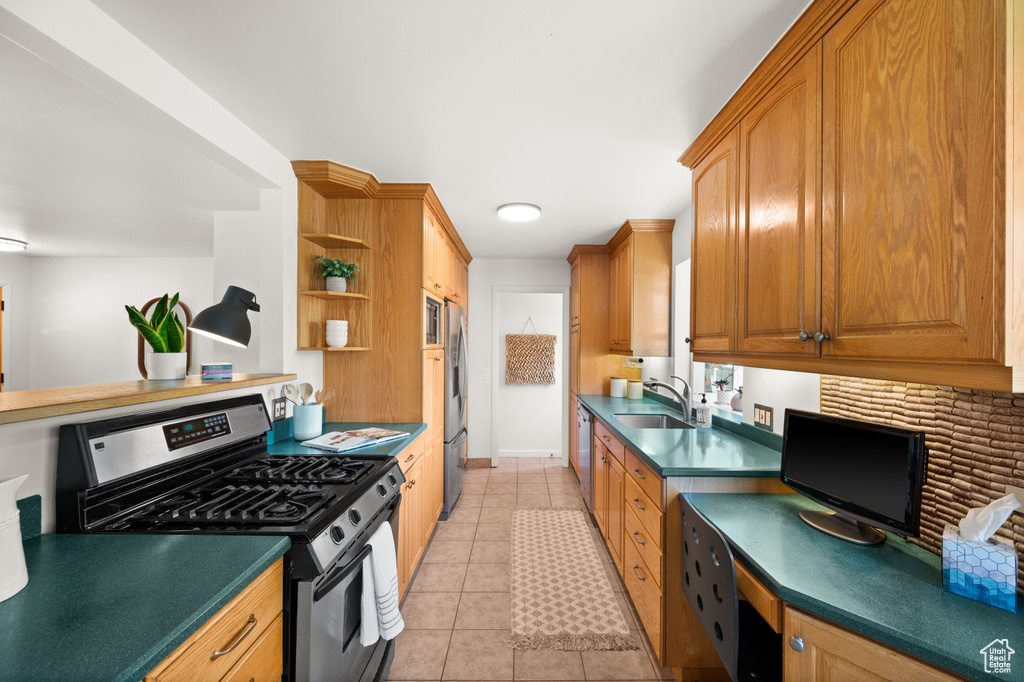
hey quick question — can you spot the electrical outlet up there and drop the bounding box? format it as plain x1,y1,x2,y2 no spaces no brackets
272,397,287,422
1006,484,1024,511
754,404,774,431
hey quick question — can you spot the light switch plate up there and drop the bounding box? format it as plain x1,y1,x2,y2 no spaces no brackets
1006,484,1024,512
754,404,774,431
272,397,287,422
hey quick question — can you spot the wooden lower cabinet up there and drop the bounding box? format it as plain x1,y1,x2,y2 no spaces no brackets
783,607,963,681
398,454,425,599
593,440,609,534
606,454,625,573
145,559,284,682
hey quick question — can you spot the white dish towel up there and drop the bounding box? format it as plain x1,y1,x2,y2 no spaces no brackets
359,522,405,646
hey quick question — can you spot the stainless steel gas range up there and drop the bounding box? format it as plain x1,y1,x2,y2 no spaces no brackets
55,394,404,682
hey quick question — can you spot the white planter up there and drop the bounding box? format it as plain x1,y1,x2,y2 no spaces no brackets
147,352,187,380
325,277,348,293
0,474,28,604
715,388,732,405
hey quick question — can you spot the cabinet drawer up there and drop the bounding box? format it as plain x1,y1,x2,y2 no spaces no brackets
624,449,663,510
625,505,663,589
624,475,663,543
145,559,284,682
221,612,284,682
398,434,425,475
623,539,663,661
594,421,624,466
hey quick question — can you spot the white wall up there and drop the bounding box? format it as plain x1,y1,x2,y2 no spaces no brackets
26,256,216,389
0,252,32,391
742,367,820,434
468,259,571,460
0,381,290,534
496,292,563,458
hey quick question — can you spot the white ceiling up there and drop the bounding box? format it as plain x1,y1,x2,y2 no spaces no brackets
0,34,259,257
85,0,812,259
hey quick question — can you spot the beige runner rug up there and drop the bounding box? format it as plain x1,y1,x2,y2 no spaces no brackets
508,507,638,650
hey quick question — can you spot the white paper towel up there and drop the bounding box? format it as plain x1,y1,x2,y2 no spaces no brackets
958,493,1021,544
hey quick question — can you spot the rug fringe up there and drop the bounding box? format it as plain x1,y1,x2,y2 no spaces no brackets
503,633,640,651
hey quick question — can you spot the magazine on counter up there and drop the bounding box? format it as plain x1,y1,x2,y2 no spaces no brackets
300,427,410,453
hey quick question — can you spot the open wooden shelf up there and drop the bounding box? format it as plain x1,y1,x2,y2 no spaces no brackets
301,290,370,301
300,232,370,250
299,346,371,352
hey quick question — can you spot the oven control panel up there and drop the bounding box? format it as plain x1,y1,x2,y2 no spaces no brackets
162,412,231,451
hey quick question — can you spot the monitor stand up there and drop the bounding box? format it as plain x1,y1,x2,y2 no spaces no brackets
799,510,886,545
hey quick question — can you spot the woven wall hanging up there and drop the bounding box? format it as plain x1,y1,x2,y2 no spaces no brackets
505,317,557,385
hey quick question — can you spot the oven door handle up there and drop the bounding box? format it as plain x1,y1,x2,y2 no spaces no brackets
314,543,373,602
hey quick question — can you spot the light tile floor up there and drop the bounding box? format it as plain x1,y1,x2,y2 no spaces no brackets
389,457,677,682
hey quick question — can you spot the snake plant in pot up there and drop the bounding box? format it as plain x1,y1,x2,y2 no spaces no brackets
125,293,188,380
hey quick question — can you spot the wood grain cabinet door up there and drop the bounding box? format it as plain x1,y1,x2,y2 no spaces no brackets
691,128,739,353
593,441,609,534
737,44,821,356
607,454,625,572
569,326,580,395
608,238,633,352
821,0,1001,364
570,259,581,326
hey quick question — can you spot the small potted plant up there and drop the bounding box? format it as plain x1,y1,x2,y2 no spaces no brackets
126,293,187,380
313,255,359,293
712,373,733,405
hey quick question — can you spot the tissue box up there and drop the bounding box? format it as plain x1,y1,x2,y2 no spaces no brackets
201,362,233,381
942,524,1017,612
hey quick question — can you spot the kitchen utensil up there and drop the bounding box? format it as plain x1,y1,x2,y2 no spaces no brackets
315,388,336,405
299,383,313,406
283,384,302,406
292,404,324,440
0,474,29,603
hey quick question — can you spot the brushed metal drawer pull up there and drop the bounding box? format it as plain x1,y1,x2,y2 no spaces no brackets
601,435,611,441
632,498,645,511
211,613,257,661
633,468,645,480
405,453,415,462
601,456,608,463
632,565,646,582
632,531,645,546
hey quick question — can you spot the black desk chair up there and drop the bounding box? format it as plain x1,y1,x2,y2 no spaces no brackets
678,494,781,681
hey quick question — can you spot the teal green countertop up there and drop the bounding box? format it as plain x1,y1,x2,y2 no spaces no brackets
0,533,289,682
686,493,1024,680
578,395,781,478
268,421,427,456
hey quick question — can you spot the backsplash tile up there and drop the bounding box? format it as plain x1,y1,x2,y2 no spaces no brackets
820,375,1024,596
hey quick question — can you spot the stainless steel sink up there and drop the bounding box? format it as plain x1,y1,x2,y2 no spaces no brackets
612,413,694,430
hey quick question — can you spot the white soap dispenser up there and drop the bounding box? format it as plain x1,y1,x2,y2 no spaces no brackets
695,393,713,428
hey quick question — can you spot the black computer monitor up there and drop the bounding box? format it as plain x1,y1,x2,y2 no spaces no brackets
780,409,928,545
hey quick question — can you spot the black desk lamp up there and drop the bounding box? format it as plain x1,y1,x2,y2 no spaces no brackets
188,285,261,348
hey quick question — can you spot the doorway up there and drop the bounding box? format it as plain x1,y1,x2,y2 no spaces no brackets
490,286,570,468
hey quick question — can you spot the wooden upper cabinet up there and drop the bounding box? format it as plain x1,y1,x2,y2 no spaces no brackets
423,211,437,292
433,223,447,297
608,221,673,356
444,238,457,301
570,259,581,326
737,43,821,356
821,0,1000,364
691,129,739,354
569,325,580,395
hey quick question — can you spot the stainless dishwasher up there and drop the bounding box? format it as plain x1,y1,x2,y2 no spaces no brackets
577,403,594,512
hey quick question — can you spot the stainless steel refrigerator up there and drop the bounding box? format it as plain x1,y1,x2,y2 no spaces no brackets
441,300,468,519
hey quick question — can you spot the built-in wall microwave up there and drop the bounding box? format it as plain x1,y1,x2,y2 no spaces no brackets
425,292,442,346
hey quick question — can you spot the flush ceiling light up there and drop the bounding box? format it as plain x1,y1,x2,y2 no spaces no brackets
189,285,261,348
0,238,27,252
496,203,541,222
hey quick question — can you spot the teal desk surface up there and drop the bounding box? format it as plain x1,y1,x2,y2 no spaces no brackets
578,395,781,478
686,493,1024,680
0,533,289,682
268,421,427,456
